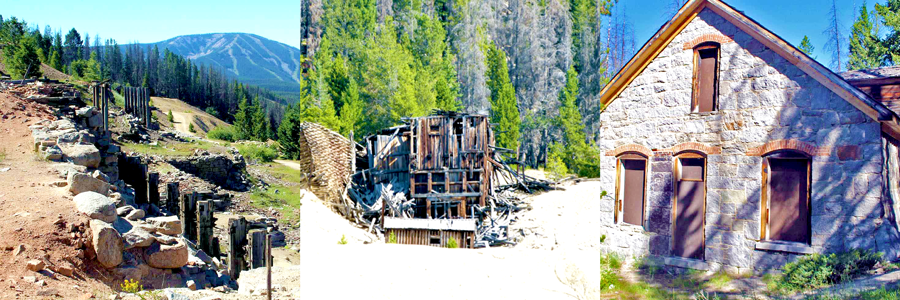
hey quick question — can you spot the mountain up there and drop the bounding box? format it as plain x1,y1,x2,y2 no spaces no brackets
148,33,302,98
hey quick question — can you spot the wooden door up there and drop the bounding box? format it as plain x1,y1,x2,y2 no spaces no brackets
767,158,810,243
621,159,646,226
674,157,706,259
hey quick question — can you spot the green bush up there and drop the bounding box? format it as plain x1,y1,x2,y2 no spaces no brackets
600,252,622,291
207,126,237,142
167,110,174,123
777,249,884,292
188,123,196,133
446,237,459,248
237,144,277,163
338,235,348,245
388,231,397,244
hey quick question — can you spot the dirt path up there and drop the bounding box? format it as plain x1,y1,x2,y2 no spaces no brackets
170,111,195,137
0,92,113,299
273,160,302,171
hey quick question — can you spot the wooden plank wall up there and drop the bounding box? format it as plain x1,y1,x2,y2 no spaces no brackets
387,228,475,248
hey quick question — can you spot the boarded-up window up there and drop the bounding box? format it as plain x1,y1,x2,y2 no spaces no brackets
674,156,706,259
693,44,719,113
616,154,646,226
762,155,810,244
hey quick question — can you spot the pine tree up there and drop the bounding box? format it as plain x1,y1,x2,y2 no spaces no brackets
824,0,847,72
483,41,520,151
799,36,816,58
339,78,363,137
876,0,900,63
233,88,254,140
848,1,887,70
555,66,600,177
48,50,62,71
7,34,42,79
252,96,268,141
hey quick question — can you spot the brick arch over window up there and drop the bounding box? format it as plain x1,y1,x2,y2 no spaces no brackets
745,139,831,157
659,142,722,156
604,144,653,157
682,34,734,50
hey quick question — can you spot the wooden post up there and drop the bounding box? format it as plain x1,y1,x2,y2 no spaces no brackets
179,193,198,241
210,237,221,257
227,217,248,279
135,164,148,205
102,85,109,134
197,200,214,255
144,88,151,128
148,172,160,208
125,88,131,115
267,233,272,300
249,230,266,269
166,182,179,216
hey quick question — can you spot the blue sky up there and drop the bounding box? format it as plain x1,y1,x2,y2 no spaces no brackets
625,0,876,71
1,0,301,47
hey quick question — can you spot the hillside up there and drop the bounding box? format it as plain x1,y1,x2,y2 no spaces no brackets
147,33,302,98
152,96,231,136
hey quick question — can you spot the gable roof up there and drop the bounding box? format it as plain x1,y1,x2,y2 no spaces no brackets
599,0,900,138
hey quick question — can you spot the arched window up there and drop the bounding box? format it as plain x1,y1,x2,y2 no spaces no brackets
760,150,811,245
692,42,720,113
615,152,648,226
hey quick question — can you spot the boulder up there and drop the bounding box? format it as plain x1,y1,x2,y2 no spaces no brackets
123,227,155,249
89,219,123,268
116,206,135,217
50,264,74,277
25,260,44,272
68,172,110,196
43,145,63,161
88,113,103,128
125,209,145,221
145,216,182,235
74,192,116,222
59,144,101,168
50,163,87,179
154,234,177,245
75,107,95,118
112,265,141,282
144,240,189,269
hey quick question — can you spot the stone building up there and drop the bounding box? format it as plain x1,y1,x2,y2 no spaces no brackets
597,0,900,273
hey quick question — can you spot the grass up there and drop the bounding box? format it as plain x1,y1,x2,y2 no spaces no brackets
121,140,221,157
775,249,885,293
703,271,734,290
207,126,237,142
247,184,303,226
338,235,348,245
237,143,278,163
446,237,459,248
0,148,6,162
388,231,397,244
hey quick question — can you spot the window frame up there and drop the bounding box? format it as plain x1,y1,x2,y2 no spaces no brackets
759,150,812,245
691,42,721,113
614,152,649,227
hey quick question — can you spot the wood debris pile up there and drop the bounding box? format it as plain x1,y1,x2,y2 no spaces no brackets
293,113,558,247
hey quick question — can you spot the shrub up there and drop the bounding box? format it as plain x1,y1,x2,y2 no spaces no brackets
167,110,174,122
599,252,622,291
546,142,569,181
207,126,237,142
777,249,884,292
188,123,196,133
237,144,277,163
120,278,143,293
388,231,397,244
338,235,348,245
446,237,459,248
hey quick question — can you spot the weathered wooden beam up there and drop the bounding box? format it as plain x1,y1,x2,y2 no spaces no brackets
227,217,248,278
249,230,267,269
197,200,215,255
166,182,179,216
147,172,160,208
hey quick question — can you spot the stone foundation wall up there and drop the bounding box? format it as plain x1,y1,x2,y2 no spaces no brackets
598,8,898,272
167,154,246,188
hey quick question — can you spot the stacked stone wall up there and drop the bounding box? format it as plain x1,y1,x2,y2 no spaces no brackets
598,8,897,272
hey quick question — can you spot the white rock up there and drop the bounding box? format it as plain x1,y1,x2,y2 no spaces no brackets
74,192,116,222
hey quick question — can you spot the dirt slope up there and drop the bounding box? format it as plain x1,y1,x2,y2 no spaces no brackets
152,97,230,136
0,92,113,299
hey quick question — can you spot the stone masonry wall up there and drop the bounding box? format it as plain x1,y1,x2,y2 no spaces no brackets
167,153,247,189
598,8,897,272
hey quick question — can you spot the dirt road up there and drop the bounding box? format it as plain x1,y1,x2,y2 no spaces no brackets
170,111,195,136
273,159,303,171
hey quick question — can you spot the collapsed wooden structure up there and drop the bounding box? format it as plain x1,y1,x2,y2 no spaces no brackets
293,112,549,248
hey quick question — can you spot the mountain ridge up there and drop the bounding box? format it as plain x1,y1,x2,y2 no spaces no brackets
146,33,302,98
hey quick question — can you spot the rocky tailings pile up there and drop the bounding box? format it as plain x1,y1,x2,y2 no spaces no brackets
28,104,236,291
